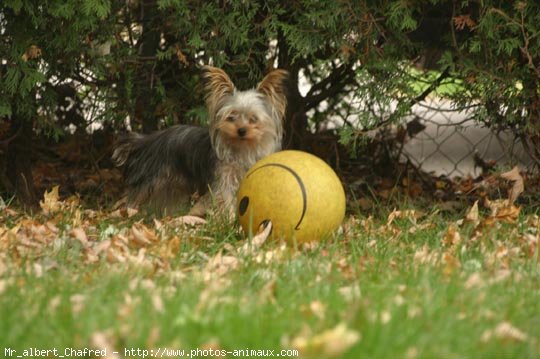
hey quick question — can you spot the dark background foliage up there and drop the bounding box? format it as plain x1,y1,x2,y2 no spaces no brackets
1,0,539,207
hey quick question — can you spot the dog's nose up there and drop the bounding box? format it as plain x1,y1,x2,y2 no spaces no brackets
237,127,247,137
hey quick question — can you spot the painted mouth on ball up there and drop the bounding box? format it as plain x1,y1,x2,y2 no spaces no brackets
244,163,307,230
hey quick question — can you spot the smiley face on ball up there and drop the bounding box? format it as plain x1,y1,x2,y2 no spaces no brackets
236,150,345,243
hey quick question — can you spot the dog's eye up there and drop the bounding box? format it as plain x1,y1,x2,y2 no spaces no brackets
226,115,235,122
249,116,258,124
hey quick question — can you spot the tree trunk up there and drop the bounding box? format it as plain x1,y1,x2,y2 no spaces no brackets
134,0,160,133
277,31,308,150
1,118,38,209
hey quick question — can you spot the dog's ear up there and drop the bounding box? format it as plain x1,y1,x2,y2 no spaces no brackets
257,69,289,120
202,66,235,119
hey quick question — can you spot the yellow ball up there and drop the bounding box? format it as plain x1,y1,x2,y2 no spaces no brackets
237,150,346,243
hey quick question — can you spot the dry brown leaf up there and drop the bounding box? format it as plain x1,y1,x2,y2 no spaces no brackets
151,293,164,313
91,331,121,359
484,198,520,223
71,227,89,247
196,278,233,312
70,294,86,314
453,14,476,30
442,224,461,247
500,166,524,204
493,205,521,222
481,321,528,343
202,252,240,281
47,295,62,312
159,235,181,259
300,300,327,320
175,215,207,226
21,45,42,61
386,209,424,226
239,220,273,256
110,206,139,218
413,245,439,266
380,310,392,324
291,323,360,358
442,252,460,276
464,273,484,289
406,347,419,359
40,186,62,215
130,223,157,247
253,244,288,264
258,278,277,305
464,200,480,226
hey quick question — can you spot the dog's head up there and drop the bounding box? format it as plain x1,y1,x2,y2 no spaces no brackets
202,66,288,161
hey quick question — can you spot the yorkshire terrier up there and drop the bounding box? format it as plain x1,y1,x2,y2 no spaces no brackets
112,66,288,219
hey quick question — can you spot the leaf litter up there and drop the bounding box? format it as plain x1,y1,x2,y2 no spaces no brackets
1,174,539,357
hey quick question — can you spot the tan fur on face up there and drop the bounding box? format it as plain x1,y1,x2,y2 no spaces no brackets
215,119,267,149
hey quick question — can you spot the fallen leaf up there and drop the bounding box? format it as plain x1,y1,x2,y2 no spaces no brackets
406,347,419,359
47,295,62,312
239,220,272,256
413,245,439,266
91,331,121,359
484,198,520,223
196,278,233,312
464,272,484,289
70,294,86,314
493,205,521,222
127,207,139,217
500,166,524,204
291,323,360,358
380,310,391,324
258,278,277,305
464,200,480,226
151,293,164,313
301,300,326,320
442,224,461,246
386,209,424,226
71,227,89,247
175,215,207,226
40,186,62,215
202,252,240,281
481,321,528,343
130,223,157,247
442,251,460,276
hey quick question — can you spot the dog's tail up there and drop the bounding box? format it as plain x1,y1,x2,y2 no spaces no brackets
111,133,143,167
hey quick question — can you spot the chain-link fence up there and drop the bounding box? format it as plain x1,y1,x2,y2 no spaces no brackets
399,98,537,177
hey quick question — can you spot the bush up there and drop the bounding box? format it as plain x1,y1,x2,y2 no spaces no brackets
1,0,539,205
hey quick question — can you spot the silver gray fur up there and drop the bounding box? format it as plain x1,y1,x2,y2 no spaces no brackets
112,125,216,215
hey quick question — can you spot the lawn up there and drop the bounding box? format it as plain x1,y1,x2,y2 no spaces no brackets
0,188,539,358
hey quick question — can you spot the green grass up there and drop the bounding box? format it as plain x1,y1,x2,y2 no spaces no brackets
0,202,539,358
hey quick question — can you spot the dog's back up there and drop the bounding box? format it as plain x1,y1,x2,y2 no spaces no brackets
112,125,217,214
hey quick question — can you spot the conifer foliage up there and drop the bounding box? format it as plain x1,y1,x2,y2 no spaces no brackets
1,1,540,205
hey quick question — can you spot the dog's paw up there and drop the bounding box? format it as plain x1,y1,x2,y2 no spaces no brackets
176,215,207,226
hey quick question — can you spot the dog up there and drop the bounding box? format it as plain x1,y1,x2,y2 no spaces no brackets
112,66,288,219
